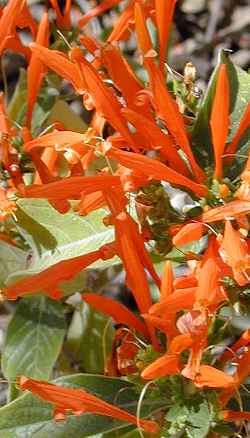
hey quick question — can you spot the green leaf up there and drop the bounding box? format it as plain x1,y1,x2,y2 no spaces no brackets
66,302,115,374
2,296,66,381
31,85,59,135
15,199,117,270
7,69,27,124
0,241,26,287
46,99,87,132
166,399,212,438
0,374,163,438
191,51,250,171
6,200,119,296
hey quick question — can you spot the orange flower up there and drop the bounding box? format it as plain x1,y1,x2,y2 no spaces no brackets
107,0,134,43
79,0,121,27
3,244,115,300
225,101,250,162
223,410,250,422
155,0,177,71
30,44,84,94
160,261,174,300
195,258,223,308
141,353,180,380
101,44,152,119
219,220,250,286
134,2,156,61
194,365,235,389
149,287,196,319
202,200,250,222
105,147,208,197
210,64,230,179
50,0,71,29
122,108,190,175
173,222,205,247
106,327,140,376
70,48,138,152
17,376,159,434
0,187,16,221
82,293,149,338
141,334,192,380
26,13,49,127
220,329,250,363
146,61,206,182
21,175,120,208
0,0,25,55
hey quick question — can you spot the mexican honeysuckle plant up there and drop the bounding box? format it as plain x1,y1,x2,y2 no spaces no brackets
0,0,250,437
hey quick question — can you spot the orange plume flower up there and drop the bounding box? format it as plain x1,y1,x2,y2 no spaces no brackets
17,376,159,434
210,64,230,179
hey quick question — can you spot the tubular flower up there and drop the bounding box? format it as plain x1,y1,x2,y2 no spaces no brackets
50,0,71,29
194,365,235,389
210,64,230,179
0,0,25,55
122,108,190,175
225,101,250,161
82,293,149,338
155,0,177,71
146,61,206,182
29,44,85,94
104,146,208,197
3,244,116,300
219,220,250,286
70,48,138,152
106,327,140,376
17,376,159,434
173,222,206,247
220,329,250,363
26,12,49,127
141,334,193,380
79,0,121,28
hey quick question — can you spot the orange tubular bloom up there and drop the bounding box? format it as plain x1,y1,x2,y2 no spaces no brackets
82,293,149,338
70,48,138,152
202,199,250,222
3,245,115,301
210,64,230,179
160,261,174,300
105,147,208,197
0,0,25,55
223,410,250,422
50,0,71,29
122,108,190,175
173,222,205,247
141,334,192,380
134,3,156,60
29,44,84,94
146,61,206,182
220,329,250,363
79,0,121,27
155,0,177,71
194,365,235,389
101,45,152,119
219,220,250,286
24,131,86,152
26,13,49,127
21,175,120,204
107,0,134,43
226,101,250,162
195,258,221,308
149,288,196,319
17,376,159,434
